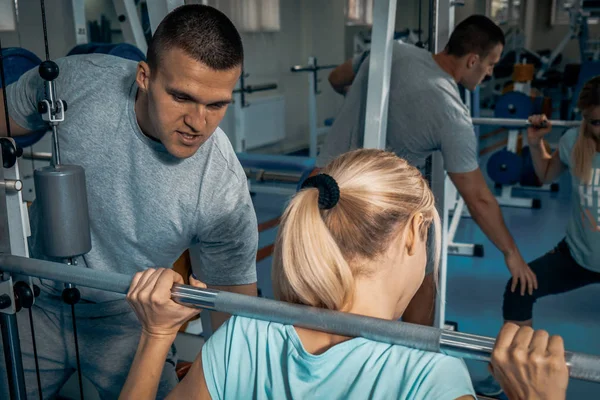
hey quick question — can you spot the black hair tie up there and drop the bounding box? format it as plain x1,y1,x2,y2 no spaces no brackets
300,174,340,210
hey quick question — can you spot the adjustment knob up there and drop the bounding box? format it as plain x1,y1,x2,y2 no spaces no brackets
62,287,81,305
39,60,60,81
14,281,35,311
0,294,11,310
38,101,48,114
1,138,19,168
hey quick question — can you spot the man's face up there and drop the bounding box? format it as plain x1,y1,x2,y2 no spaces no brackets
462,43,503,91
137,47,241,159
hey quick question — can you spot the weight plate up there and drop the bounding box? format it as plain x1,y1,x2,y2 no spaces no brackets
494,91,533,124
106,43,146,62
68,43,146,62
1,48,48,148
487,149,522,185
67,43,102,56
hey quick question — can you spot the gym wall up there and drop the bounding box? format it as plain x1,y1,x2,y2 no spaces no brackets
531,0,600,63
0,0,77,62
234,0,346,149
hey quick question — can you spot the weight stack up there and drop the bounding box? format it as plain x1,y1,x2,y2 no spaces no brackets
34,165,92,259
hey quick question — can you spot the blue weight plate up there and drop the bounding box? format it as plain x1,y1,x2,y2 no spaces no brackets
1,48,48,148
66,43,102,56
68,43,145,62
14,130,48,148
487,149,522,185
0,47,42,87
106,43,146,62
494,91,533,123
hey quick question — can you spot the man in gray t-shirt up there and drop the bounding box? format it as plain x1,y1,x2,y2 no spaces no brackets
0,5,257,399
320,15,538,327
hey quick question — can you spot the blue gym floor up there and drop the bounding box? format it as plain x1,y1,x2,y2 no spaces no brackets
250,135,600,398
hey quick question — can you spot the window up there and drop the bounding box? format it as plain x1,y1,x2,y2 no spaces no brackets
196,0,280,32
0,0,16,32
488,0,513,26
346,0,373,26
551,0,599,25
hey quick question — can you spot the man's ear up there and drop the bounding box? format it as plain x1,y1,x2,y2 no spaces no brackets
466,53,480,69
136,61,151,91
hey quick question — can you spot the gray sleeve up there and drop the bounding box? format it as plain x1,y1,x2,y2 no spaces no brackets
440,114,479,174
6,65,47,132
351,50,370,74
190,173,258,286
7,56,83,132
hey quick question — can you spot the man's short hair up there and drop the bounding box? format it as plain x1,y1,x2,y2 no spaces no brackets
445,15,505,58
147,4,243,71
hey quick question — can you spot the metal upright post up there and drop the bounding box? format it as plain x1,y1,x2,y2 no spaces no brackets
71,0,89,44
0,144,27,400
307,57,318,158
145,0,185,35
112,0,150,53
431,0,456,330
362,0,398,150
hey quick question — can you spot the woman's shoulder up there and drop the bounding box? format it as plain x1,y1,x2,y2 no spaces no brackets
559,127,580,149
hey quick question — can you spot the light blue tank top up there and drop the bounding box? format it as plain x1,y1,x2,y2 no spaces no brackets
202,315,475,399
559,128,600,272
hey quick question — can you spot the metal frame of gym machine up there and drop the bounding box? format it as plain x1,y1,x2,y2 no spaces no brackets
362,0,456,329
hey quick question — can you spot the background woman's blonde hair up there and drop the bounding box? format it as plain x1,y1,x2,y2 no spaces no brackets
573,76,600,183
272,149,441,311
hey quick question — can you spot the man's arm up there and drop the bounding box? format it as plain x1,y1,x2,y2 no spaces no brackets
0,89,34,137
207,282,257,331
449,169,517,255
328,58,356,95
191,172,259,333
449,168,538,295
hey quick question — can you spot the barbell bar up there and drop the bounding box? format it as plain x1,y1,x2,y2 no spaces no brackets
244,168,303,184
472,117,581,129
1,254,599,383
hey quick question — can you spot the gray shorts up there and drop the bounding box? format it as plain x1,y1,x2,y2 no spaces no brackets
0,291,178,399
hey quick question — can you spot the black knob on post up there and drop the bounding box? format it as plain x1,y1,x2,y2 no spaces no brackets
0,295,11,310
1,138,19,168
39,60,60,81
62,287,81,305
38,101,48,114
14,281,35,311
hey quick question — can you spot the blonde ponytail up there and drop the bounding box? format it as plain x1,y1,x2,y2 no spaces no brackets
272,149,441,313
572,128,596,184
272,188,355,310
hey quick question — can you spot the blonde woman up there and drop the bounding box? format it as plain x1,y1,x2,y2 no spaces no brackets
476,77,600,397
119,149,569,400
